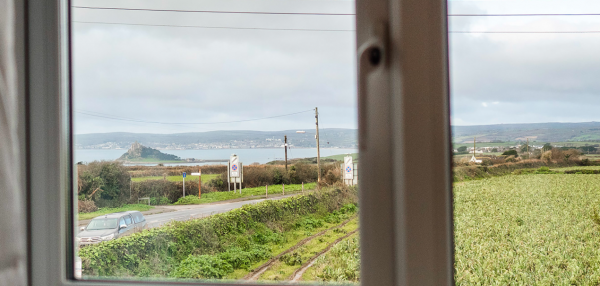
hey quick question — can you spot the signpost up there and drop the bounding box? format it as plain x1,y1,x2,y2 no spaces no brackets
229,154,243,194
343,156,358,186
182,172,186,198
191,170,201,199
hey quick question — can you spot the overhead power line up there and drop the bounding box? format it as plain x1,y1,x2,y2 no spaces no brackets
72,6,355,16
448,13,600,17
76,109,314,125
74,22,600,34
450,30,600,34
73,21,354,32
72,6,600,17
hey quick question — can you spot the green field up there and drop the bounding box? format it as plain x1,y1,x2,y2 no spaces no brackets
131,174,220,183
124,158,184,163
78,204,154,220
323,153,358,161
454,174,600,284
453,141,518,148
174,183,317,205
302,234,360,282
550,166,600,172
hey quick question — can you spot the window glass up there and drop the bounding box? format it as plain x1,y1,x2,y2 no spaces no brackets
119,218,126,227
72,0,359,283
133,213,141,223
86,218,118,230
450,0,600,284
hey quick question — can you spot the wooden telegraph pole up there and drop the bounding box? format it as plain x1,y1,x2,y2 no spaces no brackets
284,135,288,171
315,107,321,182
198,169,201,199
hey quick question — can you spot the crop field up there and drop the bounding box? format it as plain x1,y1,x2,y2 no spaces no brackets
551,166,600,172
131,174,219,183
454,174,600,285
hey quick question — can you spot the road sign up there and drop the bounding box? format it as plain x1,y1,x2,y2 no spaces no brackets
191,173,200,176
230,155,240,177
183,172,186,178
344,156,353,180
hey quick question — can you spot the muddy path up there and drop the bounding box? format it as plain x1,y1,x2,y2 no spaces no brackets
243,214,358,281
288,229,359,282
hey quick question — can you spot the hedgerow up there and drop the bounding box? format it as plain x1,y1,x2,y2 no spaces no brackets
79,186,358,278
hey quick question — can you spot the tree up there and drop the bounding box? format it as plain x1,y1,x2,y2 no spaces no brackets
491,148,498,152
502,150,518,157
580,146,596,153
520,144,530,154
457,146,467,152
542,143,552,152
77,161,130,206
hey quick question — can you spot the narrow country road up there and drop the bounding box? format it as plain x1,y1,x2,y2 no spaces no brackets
143,194,297,229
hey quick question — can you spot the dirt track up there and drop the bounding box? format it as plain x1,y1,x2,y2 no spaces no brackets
243,214,358,281
289,229,359,282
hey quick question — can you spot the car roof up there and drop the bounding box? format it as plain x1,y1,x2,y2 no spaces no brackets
91,211,136,220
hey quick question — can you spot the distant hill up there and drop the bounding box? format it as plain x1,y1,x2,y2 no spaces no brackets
117,142,181,162
75,129,358,149
452,122,600,143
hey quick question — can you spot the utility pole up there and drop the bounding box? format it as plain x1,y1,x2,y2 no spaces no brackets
284,135,288,171
527,138,529,158
315,107,321,183
473,137,476,158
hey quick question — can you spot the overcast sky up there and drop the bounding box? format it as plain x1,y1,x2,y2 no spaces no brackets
72,0,600,134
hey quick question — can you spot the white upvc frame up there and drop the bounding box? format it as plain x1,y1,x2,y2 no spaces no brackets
24,0,453,285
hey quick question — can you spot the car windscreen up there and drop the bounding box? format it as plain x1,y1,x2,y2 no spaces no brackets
86,218,118,230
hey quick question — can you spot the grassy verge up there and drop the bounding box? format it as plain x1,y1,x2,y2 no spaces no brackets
78,204,154,220
173,183,317,205
454,174,600,284
302,234,360,283
79,187,358,278
258,217,359,281
131,174,220,183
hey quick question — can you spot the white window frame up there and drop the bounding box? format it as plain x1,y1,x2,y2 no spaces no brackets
24,0,453,285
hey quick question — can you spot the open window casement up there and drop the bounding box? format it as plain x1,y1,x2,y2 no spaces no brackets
18,0,453,285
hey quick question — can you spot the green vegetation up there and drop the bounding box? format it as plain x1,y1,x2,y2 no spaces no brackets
502,149,518,157
79,187,358,279
258,217,358,281
454,175,600,284
302,234,360,283
173,183,317,205
131,174,219,183
551,166,600,172
78,204,154,220
322,153,358,162
118,142,181,162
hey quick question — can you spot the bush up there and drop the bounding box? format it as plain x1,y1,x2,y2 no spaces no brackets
280,252,303,266
218,245,271,269
77,161,130,207
172,255,233,279
78,200,98,213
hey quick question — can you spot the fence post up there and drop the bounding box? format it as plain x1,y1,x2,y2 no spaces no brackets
282,184,285,195
266,185,268,198
302,182,304,194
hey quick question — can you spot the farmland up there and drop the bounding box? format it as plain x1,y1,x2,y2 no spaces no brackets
454,174,600,285
131,174,219,183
